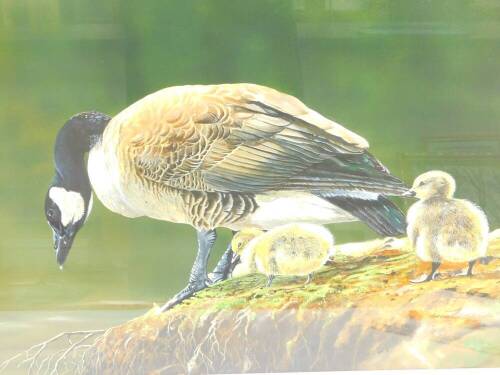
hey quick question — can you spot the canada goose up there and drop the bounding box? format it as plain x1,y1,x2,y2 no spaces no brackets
407,170,489,282
232,223,334,286
44,83,410,311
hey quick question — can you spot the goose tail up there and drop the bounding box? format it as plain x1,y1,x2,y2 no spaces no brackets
319,193,407,237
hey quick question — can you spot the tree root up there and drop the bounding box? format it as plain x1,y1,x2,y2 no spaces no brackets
0,330,105,375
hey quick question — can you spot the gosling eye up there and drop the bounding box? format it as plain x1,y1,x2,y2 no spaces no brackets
418,181,426,187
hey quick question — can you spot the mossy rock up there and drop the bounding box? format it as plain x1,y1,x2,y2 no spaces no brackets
75,234,500,374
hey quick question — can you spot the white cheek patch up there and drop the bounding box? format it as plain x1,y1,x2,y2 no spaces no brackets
49,187,85,226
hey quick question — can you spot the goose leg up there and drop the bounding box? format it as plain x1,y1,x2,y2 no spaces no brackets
209,231,237,283
160,229,216,312
266,274,275,287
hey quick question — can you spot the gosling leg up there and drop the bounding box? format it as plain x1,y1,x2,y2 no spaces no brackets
160,229,217,312
305,273,312,284
411,261,441,283
466,259,476,276
454,259,478,277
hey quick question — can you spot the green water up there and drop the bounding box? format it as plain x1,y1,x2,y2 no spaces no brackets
1,0,499,316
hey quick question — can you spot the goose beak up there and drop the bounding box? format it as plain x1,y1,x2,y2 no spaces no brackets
54,227,76,267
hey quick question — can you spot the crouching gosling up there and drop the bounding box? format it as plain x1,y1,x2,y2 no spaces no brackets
231,223,334,286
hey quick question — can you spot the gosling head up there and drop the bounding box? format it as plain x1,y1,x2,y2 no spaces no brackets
231,227,264,267
410,170,456,200
231,228,264,256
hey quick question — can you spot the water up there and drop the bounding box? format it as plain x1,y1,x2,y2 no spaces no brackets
0,309,144,372
0,0,499,353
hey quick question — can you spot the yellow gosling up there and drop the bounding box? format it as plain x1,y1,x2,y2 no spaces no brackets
233,223,334,286
407,170,489,282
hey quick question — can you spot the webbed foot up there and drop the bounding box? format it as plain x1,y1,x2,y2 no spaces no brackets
410,273,440,283
208,232,238,283
411,261,441,284
208,249,234,284
452,259,477,277
160,229,216,312
160,278,209,312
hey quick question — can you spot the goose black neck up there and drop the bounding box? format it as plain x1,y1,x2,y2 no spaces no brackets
53,112,111,194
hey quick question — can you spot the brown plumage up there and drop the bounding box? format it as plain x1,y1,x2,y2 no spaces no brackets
94,83,407,230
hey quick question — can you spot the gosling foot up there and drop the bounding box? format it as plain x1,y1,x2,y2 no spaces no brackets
452,270,472,278
452,259,477,278
410,273,440,283
411,261,441,284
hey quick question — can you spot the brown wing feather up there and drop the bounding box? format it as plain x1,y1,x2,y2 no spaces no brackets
116,84,405,195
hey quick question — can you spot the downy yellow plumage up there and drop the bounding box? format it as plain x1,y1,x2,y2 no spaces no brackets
407,171,489,282
232,223,334,286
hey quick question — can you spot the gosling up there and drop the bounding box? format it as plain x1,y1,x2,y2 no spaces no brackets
407,170,489,283
232,223,334,286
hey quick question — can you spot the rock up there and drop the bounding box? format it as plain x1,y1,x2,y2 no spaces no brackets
78,233,500,374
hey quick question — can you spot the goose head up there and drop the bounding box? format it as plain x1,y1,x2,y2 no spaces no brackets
45,112,109,267
45,186,92,267
409,170,456,200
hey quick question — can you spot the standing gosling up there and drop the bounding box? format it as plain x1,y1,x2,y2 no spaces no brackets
407,171,489,283
232,223,334,286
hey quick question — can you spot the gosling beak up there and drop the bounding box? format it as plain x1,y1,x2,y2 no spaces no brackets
403,189,416,198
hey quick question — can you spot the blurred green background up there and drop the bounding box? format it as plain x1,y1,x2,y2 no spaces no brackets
1,0,500,312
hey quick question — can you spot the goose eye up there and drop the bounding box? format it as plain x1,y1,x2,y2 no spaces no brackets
47,209,55,219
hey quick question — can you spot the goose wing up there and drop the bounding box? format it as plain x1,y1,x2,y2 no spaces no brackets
119,84,407,195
